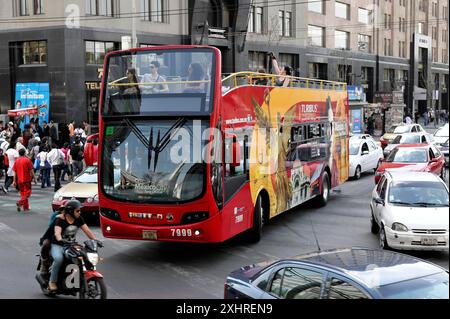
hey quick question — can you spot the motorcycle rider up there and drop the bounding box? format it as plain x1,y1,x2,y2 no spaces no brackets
48,199,97,292
38,201,67,275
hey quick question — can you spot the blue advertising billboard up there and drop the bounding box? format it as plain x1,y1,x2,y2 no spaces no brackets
14,83,50,127
351,109,362,134
348,85,365,101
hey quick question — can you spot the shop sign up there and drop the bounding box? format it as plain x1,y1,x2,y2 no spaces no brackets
374,92,393,103
85,82,101,90
392,91,404,104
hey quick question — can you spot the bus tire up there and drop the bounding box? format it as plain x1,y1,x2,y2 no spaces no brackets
315,172,330,207
247,195,264,243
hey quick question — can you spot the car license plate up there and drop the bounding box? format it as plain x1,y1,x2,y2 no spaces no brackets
421,237,438,246
142,230,157,240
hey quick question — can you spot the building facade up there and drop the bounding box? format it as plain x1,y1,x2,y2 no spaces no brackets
0,0,448,128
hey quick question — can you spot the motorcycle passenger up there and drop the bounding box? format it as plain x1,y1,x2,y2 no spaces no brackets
49,200,97,292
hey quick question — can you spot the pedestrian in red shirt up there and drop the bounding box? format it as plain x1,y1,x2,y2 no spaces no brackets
13,148,36,212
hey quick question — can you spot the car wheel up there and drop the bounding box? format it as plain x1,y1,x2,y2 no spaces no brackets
315,172,330,207
379,226,389,250
354,166,361,180
246,195,264,243
370,210,379,234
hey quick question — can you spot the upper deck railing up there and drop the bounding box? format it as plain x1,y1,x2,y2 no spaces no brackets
221,72,347,93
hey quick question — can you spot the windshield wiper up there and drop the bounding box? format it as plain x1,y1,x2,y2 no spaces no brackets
390,201,414,206
412,202,442,207
148,117,187,171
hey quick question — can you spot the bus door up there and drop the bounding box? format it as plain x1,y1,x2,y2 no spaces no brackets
222,133,252,236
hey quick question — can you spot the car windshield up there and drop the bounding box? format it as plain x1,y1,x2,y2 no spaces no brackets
103,48,215,116
377,272,449,299
392,135,421,144
394,126,410,134
74,166,98,184
388,181,449,207
101,118,208,203
386,126,397,133
434,128,449,137
349,143,360,155
386,148,427,163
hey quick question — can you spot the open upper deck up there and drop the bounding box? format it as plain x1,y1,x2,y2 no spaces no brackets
222,72,347,94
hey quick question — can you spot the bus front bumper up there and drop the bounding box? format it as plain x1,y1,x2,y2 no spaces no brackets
100,212,225,243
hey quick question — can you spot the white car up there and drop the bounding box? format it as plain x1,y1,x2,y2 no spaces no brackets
370,171,449,251
433,124,449,145
349,138,384,179
383,132,433,158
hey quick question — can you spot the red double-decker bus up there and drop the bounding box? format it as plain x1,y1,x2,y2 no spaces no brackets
98,45,349,243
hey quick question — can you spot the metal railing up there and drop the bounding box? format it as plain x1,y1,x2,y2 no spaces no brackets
221,72,347,93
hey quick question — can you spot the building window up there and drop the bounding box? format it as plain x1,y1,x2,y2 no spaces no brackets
87,0,118,16
444,7,448,20
85,40,119,65
278,10,292,37
419,0,426,12
432,2,437,17
252,6,263,33
432,26,437,40
308,25,325,47
358,34,371,53
17,40,47,65
358,8,370,24
432,47,437,62
279,53,297,75
443,29,448,42
33,0,44,14
418,22,424,35
278,11,284,36
337,64,352,83
13,0,29,16
398,41,406,58
335,1,350,20
384,14,391,29
142,0,166,22
443,49,449,64
335,30,349,50
248,6,254,33
308,63,327,80
285,11,292,37
308,0,324,14
383,69,394,82
248,51,267,71
384,38,391,56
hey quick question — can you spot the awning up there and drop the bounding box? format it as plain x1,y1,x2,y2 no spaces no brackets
8,107,39,117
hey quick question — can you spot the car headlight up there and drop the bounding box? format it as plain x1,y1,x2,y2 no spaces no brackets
392,222,408,232
53,192,63,201
86,252,99,266
93,194,99,203
86,197,94,203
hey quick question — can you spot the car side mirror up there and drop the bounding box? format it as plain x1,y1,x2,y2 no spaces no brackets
379,158,384,162
430,157,439,163
375,197,385,205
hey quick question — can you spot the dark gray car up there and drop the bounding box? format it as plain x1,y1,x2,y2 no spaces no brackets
224,247,449,299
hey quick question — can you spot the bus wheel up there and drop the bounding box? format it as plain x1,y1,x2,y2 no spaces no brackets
247,195,264,243
315,172,330,207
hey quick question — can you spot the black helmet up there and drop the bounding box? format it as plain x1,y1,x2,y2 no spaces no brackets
64,199,82,218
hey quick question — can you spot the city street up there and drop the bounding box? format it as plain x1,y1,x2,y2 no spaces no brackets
0,168,448,299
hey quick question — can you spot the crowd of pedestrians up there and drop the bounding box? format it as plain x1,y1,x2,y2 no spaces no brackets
0,118,92,211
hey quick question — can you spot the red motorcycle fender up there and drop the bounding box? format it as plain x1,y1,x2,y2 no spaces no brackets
85,270,103,281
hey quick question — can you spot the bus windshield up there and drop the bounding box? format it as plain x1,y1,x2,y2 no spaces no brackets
103,48,216,116
101,118,208,203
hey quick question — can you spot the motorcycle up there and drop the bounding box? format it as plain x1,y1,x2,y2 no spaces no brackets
35,239,107,299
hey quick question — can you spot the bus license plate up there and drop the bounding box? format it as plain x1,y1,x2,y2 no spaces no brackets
142,230,157,240
421,237,438,246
